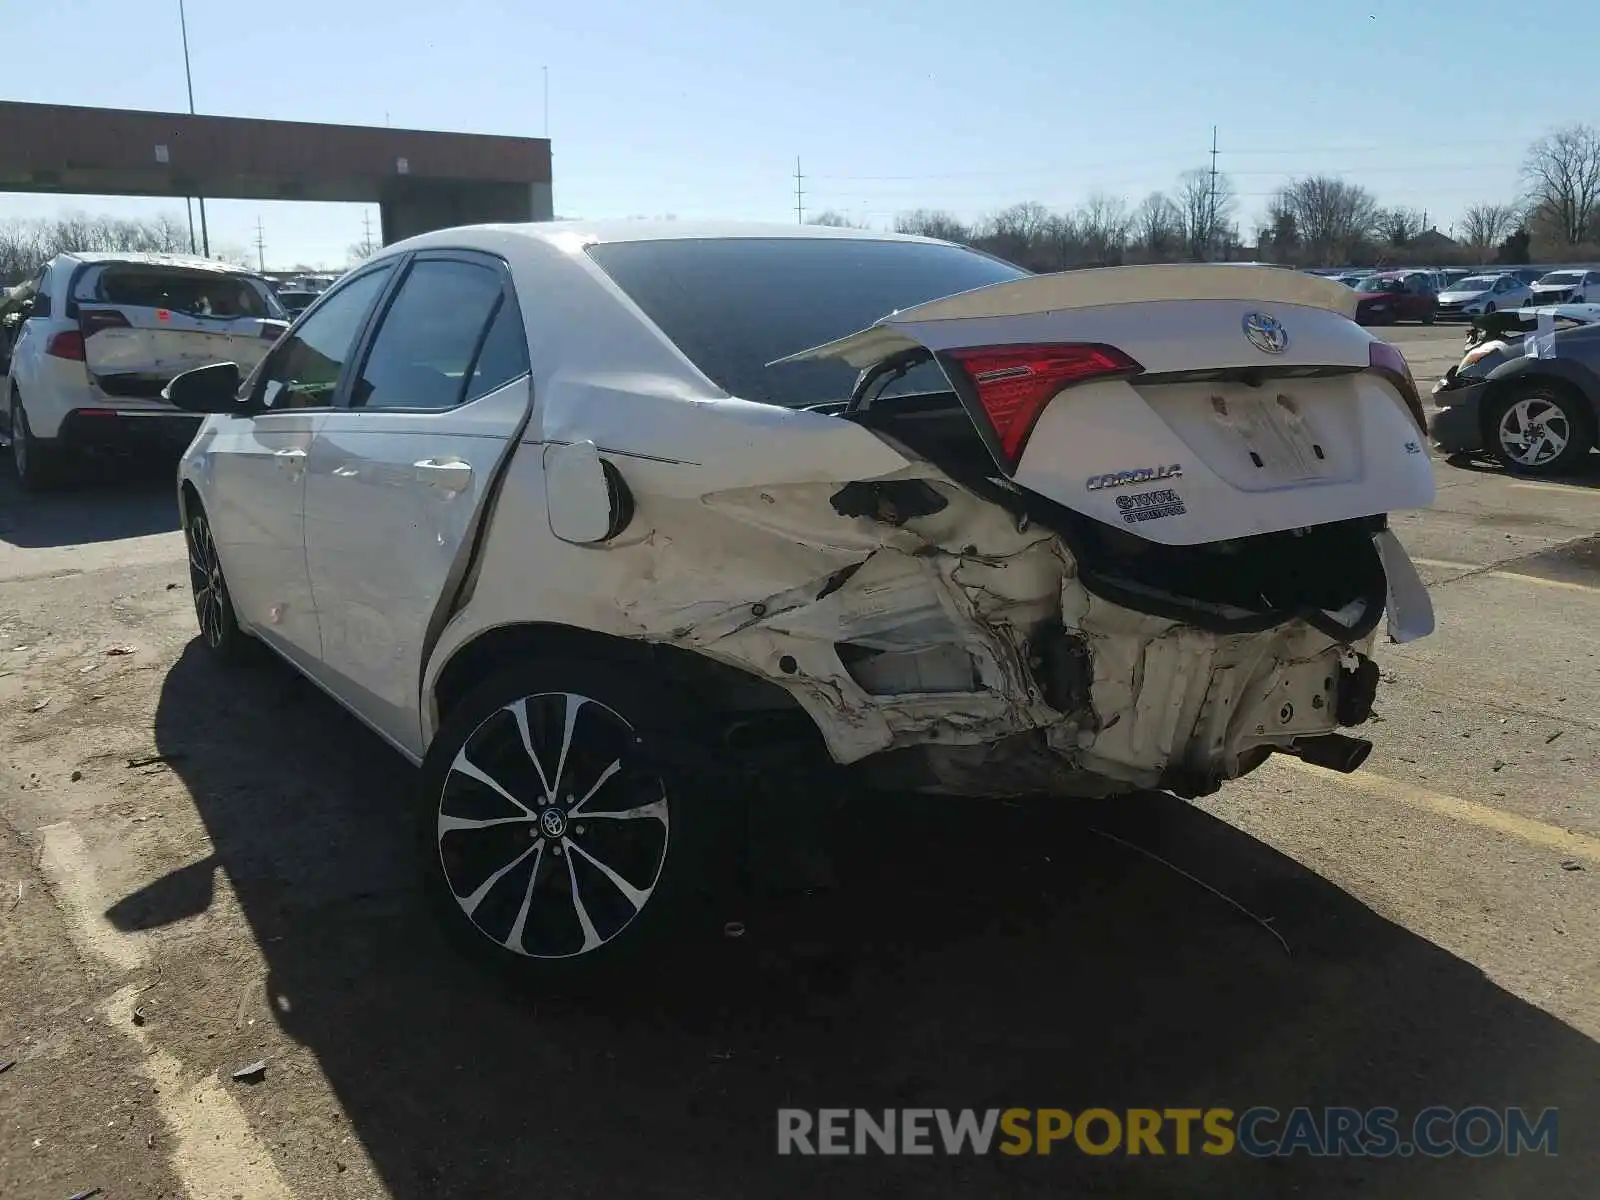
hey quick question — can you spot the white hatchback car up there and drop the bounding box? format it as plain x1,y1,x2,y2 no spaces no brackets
3,252,287,490
166,221,1437,980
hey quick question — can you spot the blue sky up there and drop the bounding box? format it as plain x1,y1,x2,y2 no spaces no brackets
1,0,1583,267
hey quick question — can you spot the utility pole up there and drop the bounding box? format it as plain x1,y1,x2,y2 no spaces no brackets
178,0,210,257
794,157,804,225
254,218,266,272
361,210,375,256
1207,125,1219,262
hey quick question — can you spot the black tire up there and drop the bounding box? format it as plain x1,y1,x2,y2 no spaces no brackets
1485,382,1595,476
184,501,255,662
1485,302,1497,314
419,659,730,989
9,392,60,492
1422,308,1436,326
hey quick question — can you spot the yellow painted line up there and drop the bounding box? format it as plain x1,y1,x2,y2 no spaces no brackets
1279,758,1600,863
1491,571,1597,592
1510,481,1600,497
1409,557,1598,592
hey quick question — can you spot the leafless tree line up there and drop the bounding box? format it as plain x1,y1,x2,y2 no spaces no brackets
814,166,1244,273
0,211,195,281
815,124,1600,270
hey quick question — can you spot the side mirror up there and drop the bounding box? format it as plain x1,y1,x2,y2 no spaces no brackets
163,362,245,413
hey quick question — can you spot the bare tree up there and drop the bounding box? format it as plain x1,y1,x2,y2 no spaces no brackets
808,210,865,228
1075,193,1130,264
348,240,378,264
1272,176,1379,265
1522,124,1600,247
1175,168,1237,261
1259,197,1300,263
1459,202,1519,260
1132,192,1182,261
893,209,971,243
1376,207,1427,247
1037,212,1082,271
979,201,1052,265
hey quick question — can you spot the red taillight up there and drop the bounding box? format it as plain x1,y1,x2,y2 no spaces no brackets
80,309,130,338
45,331,85,361
945,343,1142,465
1368,340,1426,433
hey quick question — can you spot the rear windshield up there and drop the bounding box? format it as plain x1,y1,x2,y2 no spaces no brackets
1538,271,1584,285
1362,278,1405,293
585,237,1028,407
86,266,283,320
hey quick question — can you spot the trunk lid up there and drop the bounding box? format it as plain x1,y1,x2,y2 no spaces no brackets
773,265,1434,546
73,262,287,399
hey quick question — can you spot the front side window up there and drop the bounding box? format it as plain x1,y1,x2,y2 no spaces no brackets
258,265,394,410
349,259,511,411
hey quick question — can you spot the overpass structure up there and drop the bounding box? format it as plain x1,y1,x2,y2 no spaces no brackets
0,102,552,246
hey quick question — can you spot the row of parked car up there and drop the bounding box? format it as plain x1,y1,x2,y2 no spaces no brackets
1316,266,1600,325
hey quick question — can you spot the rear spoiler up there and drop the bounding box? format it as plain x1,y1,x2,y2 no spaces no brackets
770,265,1360,369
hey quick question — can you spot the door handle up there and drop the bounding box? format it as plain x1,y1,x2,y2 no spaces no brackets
413,458,473,492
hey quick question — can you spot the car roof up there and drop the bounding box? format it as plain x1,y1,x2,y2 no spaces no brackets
58,251,261,275
401,218,949,250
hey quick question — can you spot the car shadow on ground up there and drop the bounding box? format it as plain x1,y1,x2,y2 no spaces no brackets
115,644,1598,1199
0,456,180,547
1442,451,1600,490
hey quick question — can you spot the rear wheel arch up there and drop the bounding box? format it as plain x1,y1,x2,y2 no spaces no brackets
427,622,820,750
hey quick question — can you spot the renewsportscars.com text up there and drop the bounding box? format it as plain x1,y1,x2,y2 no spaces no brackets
777,1106,1558,1158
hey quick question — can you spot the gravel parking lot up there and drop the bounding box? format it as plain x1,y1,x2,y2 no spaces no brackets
2,324,1597,1199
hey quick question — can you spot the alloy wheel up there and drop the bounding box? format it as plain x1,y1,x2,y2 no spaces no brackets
10,403,26,478
186,513,227,649
437,691,670,960
1497,396,1571,468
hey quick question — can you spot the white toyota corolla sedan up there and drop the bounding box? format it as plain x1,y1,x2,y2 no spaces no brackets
167,221,1437,980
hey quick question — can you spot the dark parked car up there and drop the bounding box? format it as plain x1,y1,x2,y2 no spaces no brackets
1431,311,1600,475
1354,272,1437,325
276,289,320,317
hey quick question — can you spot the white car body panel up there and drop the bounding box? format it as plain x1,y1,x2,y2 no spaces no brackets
192,410,327,671
179,222,1435,795
301,377,534,755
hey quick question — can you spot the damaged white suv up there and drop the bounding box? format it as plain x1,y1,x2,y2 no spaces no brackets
166,222,1436,978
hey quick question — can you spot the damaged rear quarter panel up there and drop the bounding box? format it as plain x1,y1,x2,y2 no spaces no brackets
420,372,1080,761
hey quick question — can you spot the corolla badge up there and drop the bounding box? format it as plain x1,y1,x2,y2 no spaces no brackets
1086,464,1183,491
1242,311,1289,354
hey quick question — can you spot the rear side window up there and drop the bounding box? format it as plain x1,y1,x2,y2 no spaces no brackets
88,266,280,319
349,258,515,411
585,237,1027,407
